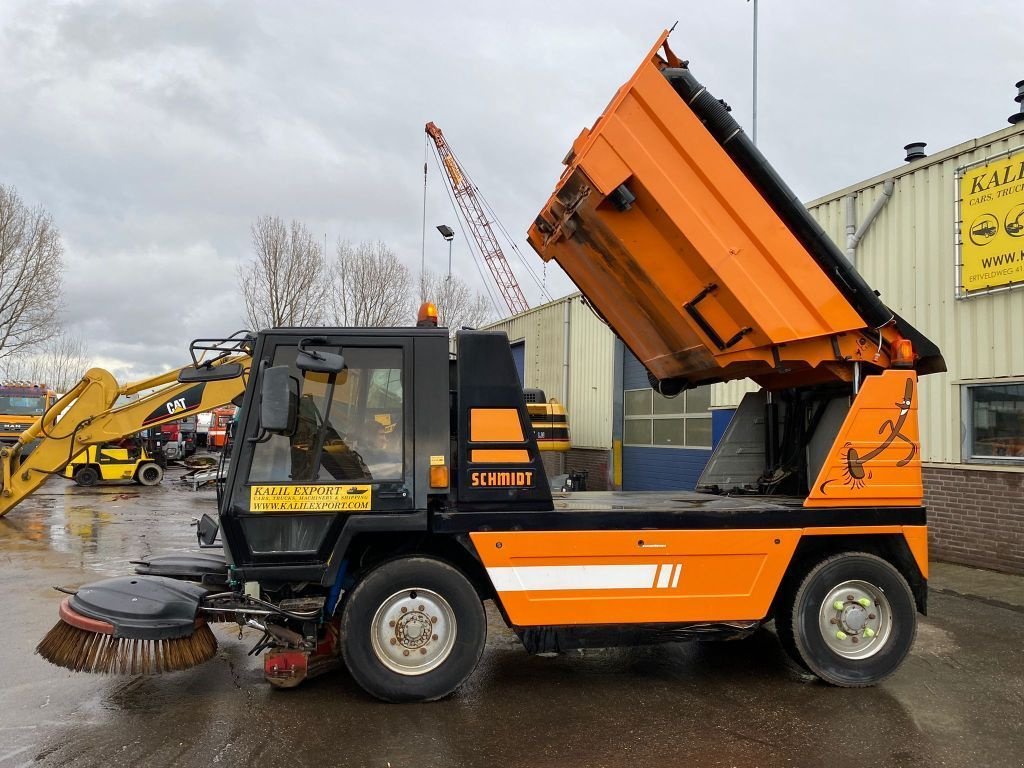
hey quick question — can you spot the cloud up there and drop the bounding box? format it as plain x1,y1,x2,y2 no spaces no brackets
1,1,1019,377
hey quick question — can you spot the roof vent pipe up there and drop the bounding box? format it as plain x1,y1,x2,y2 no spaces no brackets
1010,80,1024,125
904,142,927,162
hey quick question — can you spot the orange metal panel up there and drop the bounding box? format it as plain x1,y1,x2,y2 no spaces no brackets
471,529,800,626
527,35,867,388
901,525,929,580
805,370,923,507
470,449,531,463
469,408,524,443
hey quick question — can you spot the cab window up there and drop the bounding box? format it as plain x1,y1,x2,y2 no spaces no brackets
248,346,404,483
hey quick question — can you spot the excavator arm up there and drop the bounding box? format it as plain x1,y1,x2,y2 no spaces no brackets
0,337,252,517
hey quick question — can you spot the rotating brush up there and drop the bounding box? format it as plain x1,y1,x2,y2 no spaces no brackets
36,575,218,675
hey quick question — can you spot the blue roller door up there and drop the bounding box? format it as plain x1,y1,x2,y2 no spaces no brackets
510,341,525,386
620,349,718,491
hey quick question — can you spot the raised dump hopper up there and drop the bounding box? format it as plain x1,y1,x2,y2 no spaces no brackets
528,32,942,392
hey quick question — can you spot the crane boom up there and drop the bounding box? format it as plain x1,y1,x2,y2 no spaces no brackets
425,122,530,316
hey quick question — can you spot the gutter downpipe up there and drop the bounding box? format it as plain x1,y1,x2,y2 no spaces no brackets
845,178,895,265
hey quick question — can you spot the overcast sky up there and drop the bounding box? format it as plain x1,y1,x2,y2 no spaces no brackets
2,1,1019,378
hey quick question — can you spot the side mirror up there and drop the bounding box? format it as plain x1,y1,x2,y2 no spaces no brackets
196,513,219,547
296,338,346,375
260,365,297,434
178,362,244,383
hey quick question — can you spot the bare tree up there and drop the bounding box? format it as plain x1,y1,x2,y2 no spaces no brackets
238,216,329,328
0,333,91,393
37,332,92,392
0,185,63,362
329,241,412,327
420,270,494,333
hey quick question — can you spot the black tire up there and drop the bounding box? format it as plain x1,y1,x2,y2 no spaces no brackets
73,466,100,487
340,557,486,703
136,462,164,486
783,552,917,687
773,585,811,672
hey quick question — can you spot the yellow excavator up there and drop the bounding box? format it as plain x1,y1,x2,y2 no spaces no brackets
0,332,571,518
0,334,253,518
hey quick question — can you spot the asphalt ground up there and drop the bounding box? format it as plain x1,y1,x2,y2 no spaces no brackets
1,470,1022,768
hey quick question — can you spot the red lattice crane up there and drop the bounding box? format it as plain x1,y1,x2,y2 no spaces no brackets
425,122,530,316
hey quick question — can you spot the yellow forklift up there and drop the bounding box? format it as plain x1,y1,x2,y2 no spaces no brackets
63,437,165,487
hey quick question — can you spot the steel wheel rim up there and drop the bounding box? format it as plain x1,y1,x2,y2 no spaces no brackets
818,579,892,659
370,588,457,676
142,467,160,482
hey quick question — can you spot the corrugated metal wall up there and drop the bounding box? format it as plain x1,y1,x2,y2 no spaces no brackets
568,297,614,449
712,123,1024,465
809,125,1024,464
486,301,565,403
484,294,615,450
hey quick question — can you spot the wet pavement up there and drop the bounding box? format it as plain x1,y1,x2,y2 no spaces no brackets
1,472,1022,768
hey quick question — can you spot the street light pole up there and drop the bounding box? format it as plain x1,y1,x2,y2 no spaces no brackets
752,0,758,146
436,224,455,282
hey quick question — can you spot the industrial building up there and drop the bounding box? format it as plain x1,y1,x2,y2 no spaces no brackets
487,119,1024,574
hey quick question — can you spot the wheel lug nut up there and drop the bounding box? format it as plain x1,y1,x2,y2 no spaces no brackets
868,614,876,620
420,648,427,655
863,627,876,638
432,634,438,641
390,638,397,645
389,620,395,627
401,607,407,613
418,605,425,611
851,636,859,644
847,595,854,601
836,631,848,640
431,617,437,623
833,600,845,611
830,618,838,625
857,597,872,608
403,650,410,656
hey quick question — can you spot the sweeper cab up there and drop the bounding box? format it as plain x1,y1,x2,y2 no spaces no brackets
37,31,945,702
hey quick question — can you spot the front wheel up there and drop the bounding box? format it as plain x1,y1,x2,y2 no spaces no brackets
73,466,100,487
781,552,917,687
136,462,164,486
340,557,486,702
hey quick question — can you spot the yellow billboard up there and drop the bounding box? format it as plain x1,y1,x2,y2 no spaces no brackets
959,147,1024,294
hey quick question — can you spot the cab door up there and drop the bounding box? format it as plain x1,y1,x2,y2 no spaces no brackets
223,334,414,571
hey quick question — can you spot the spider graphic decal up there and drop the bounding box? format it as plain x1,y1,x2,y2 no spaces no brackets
821,378,917,494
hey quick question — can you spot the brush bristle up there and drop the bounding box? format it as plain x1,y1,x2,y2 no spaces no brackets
36,620,218,674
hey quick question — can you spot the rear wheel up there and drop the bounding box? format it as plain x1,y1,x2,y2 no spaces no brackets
340,557,486,702
136,462,164,486
780,552,917,687
73,466,100,487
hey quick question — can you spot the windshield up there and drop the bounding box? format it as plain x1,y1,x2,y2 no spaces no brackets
0,395,46,416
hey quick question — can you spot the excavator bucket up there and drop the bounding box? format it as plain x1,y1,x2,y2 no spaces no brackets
528,32,943,391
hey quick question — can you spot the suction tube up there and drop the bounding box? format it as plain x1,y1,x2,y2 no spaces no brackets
661,67,894,330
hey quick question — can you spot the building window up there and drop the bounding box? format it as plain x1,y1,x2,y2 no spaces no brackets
965,383,1024,462
623,386,712,448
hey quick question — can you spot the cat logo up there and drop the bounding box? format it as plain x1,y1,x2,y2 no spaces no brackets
165,397,187,416
470,471,535,488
